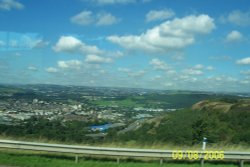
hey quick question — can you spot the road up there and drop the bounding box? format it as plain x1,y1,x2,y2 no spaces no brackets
118,119,144,134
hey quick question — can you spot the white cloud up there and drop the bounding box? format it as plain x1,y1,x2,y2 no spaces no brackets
207,76,238,82
21,36,49,49
109,50,124,58
18,37,49,49
9,40,17,47
27,66,38,71
240,80,250,84
206,66,214,71
171,53,185,60
118,67,130,72
33,39,50,48
153,75,162,80
46,67,58,73
226,30,243,42
240,70,250,75
183,68,203,75
0,0,24,11
209,55,232,61
191,64,214,71
70,11,94,26
193,64,204,69
107,14,215,54
96,12,120,26
15,52,21,56
164,82,173,87
0,33,48,50
53,36,103,55
149,58,170,70
58,60,82,69
146,9,175,22
53,36,81,52
84,0,149,5
227,10,250,26
209,76,222,81
86,0,136,5
179,75,198,82
85,54,113,63
142,0,151,2
167,70,176,74
99,69,106,74
128,70,145,77
236,57,250,65
0,40,5,47
71,10,119,26
182,64,213,75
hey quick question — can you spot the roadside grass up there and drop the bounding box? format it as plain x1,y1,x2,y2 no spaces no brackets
95,141,250,151
0,151,249,167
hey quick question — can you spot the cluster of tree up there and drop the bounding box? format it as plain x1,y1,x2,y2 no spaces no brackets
0,117,107,143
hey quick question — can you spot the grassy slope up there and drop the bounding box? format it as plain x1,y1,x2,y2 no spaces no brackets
0,151,248,167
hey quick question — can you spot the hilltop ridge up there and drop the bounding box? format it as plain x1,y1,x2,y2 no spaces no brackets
192,98,250,112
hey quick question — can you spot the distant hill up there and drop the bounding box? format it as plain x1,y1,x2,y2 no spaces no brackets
0,84,245,108
192,98,250,111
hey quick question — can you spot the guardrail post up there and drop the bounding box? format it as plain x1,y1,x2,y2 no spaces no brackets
239,159,244,167
117,157,120,164
160,158,163,165
200,158,204,167
75,154,79,164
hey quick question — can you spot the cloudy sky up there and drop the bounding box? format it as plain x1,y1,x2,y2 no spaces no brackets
0,0,250,92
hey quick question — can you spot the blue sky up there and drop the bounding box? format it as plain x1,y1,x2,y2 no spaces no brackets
0,0,250,92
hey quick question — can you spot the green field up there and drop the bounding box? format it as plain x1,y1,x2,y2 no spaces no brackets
0,151,249,167
92,98,143,107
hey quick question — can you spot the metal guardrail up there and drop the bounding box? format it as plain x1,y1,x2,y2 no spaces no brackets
0,139,249,166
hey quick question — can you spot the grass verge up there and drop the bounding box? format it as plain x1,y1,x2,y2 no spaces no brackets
0,151,249,167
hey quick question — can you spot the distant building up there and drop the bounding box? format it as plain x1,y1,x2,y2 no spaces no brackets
90,123,125,132
90,124,111,132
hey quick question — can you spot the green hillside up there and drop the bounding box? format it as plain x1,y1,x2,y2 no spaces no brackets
116,98,250,146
